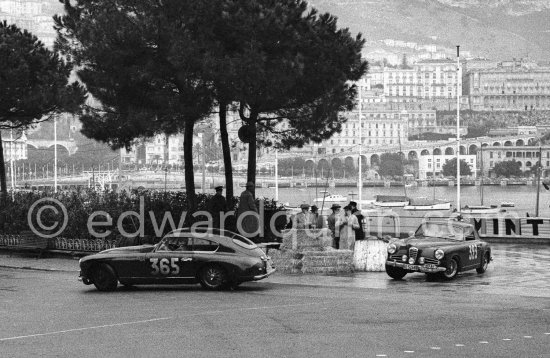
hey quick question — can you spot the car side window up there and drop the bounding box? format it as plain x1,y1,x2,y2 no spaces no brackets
192,238,219,252
157,236,192,252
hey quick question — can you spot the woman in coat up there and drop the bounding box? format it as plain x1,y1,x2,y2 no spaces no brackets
236,182,260,239
338,205,359,250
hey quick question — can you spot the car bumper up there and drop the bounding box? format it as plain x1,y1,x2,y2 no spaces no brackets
386,260,446,273
78,271,92,285
253,268,276,281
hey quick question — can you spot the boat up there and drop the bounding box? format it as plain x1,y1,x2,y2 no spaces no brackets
403,197,452,211
373,195,409,208
501,201,515,208
313,191,347,203
460,205,502,214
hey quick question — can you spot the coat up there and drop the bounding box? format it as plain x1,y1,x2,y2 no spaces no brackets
339,214,359,250
207,193,227,228
352,209,365,240
236,189,259,238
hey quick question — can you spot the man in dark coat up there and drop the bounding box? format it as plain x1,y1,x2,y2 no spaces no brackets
236,182,259,239
349,201,365,240
207,186,227,229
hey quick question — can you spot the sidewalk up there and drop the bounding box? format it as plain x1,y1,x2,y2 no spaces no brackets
0,252,81,272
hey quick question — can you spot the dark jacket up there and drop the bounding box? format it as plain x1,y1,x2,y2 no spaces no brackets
352,208,365,240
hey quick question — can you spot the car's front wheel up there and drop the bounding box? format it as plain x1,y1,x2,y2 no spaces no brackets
199,265,228,290
385,265,407,280
440,257,459,280
92,264,118,291
476,252,490,274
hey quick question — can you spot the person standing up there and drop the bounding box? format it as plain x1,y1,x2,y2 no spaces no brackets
309,205,324,229
295,204,311,229
207,186,227,229
236,182,259,239
339,205,359,250
327,204,342,248
349,201,365,241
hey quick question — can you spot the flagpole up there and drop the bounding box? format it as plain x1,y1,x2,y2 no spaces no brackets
358,80,363,210
456,45,461,212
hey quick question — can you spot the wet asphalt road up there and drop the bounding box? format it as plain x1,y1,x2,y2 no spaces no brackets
0,244,549,358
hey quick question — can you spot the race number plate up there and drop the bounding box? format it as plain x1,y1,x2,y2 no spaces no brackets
403,264,419,271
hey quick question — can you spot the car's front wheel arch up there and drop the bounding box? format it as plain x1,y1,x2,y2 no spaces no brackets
91,263,119,291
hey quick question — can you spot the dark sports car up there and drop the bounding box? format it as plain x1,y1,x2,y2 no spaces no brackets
385,220,492,280
79,228,275,291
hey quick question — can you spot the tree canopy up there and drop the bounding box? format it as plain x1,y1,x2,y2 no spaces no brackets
0,21,85,198
377,153,404,178
442,158,473,177
492,160,522,178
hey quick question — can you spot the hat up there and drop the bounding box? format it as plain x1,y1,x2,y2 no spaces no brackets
300,203,310,209
215,186,223,191
310,205,318,211
343,205,352,211
330,204,341,210
349,201,357,207
246,181,254,188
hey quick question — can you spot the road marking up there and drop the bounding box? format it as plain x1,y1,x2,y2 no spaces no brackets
0,317,171,342
524,336,532,338
430,347,441,350
545,333,550,335
0,302,320,342
375,355,387,357
479,341,489,344
503,339,512,341
404,351,414,353
455,344,464,347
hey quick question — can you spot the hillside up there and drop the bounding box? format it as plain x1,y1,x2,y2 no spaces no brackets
311,0,550,60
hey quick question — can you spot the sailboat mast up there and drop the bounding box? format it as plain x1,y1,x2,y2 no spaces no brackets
480,142,484,206
456,45,461,211
536,146,542,216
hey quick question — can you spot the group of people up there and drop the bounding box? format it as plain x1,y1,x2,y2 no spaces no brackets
206,182,259,238
291,201,365,250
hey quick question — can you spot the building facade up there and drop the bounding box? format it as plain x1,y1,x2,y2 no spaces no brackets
480,146,550,177
418,154,476,180
1,132,27,161
466,60,550,111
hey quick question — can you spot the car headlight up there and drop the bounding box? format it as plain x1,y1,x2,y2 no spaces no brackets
387,244,397,254
435,249,445,260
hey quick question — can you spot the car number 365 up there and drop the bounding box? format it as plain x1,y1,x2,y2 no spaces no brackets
149,258,191,275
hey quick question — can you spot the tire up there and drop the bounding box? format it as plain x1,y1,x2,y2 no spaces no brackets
476,252,490,274
385,265,407,280
199,265,228,290
92,264,118,291
440,257,459,280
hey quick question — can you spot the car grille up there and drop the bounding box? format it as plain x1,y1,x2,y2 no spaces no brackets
389,254,404,261
409,247,418,264
423,257,439,265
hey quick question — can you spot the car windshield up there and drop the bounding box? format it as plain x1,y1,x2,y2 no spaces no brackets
416,222,471,241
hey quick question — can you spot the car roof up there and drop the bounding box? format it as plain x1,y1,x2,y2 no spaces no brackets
166,227,242,238
426,220,474,228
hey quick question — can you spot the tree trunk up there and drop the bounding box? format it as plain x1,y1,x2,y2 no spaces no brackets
184,119,197,212
0,133,7,204
246,111,258,195
218,101,234,205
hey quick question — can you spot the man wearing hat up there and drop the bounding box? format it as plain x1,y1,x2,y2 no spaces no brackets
349,201,365,240
327,204,342,248
309,205,324,229
236,182,260,239
294,203,311,229
207,186,227,229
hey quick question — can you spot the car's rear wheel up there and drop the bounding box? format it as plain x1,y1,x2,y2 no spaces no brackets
385,265,407,280
476,252,490,274
440,257,459,280
199,265,228,290
92,264,118,291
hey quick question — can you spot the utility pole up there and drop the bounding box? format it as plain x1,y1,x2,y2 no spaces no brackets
54,117,57,193
358,80,363,209
535,146,542,217
455,45,461,212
